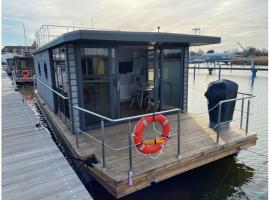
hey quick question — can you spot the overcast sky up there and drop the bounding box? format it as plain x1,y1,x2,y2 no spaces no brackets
2,0,268,52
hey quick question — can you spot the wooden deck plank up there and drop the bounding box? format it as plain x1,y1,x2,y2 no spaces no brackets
1,71,92,200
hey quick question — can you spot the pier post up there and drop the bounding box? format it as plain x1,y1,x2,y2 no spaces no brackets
193,64,196,79
128,120,133,185
177,110,181,158
217,103,222,143
218,64,221,80
251,60,256,86
240,98,244,129
245,99,250,135
101,119,106,169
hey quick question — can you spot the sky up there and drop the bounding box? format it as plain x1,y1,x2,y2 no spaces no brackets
1,0,268,52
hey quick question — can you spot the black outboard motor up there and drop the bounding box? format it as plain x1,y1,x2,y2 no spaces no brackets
204,79,238,131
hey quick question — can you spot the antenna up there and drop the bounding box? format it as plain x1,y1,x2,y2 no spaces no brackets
91,19,94,29
23,23,27,52
192,27,200,35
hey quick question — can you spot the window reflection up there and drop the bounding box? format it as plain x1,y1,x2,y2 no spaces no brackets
80,48,111,127
52,46,70,121
162,49,182,109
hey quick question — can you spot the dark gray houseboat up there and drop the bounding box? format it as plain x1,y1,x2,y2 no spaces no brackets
33,26,257,198
11,56,35,84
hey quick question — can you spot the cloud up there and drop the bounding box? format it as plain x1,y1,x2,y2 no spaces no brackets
2,0,268,51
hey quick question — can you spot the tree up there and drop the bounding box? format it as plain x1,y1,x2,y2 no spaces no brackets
207,49,214,54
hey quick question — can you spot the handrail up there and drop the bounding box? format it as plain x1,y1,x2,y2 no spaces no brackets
216,92,255,143
73,105,180,123
73,105,181,177
36,78,69,100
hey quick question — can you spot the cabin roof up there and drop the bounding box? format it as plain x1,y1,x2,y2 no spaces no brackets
13,55,33,59
33,30,221,54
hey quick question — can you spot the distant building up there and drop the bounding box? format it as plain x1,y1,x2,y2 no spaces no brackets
1,45,35,56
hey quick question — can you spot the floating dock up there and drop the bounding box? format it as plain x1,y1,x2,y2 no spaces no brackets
2,71,92,200
37,93,257,198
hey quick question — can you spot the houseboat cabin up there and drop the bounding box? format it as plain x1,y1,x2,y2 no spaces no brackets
34,30,220,130
33,28,257,198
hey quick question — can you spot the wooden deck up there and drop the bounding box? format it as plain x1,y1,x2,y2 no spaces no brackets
36,90,257,199
2,71,92,200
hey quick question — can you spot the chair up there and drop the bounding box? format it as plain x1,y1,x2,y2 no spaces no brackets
129,87,141,108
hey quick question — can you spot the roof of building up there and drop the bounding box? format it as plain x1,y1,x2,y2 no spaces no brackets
34,30,221,54
2,46,34,53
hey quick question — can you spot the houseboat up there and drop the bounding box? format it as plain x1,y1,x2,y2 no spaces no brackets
33,27,257,198
12,55,35,85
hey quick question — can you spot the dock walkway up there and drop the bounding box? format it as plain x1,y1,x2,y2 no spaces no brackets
2,71,92,200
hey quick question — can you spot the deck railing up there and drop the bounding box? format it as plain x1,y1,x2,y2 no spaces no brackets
32,78,255,185
73,105,181,184
35,24,120,48
216,92,255,143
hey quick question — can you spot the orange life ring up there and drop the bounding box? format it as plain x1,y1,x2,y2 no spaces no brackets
133,114,170,154
21,70,30,78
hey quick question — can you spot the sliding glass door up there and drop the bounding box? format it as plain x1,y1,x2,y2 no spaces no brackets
80,47,119,128
160,47,183,110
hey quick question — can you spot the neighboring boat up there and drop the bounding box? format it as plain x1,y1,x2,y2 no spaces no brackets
12,55,35,85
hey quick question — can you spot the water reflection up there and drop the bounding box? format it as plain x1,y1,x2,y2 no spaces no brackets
88,156,254,200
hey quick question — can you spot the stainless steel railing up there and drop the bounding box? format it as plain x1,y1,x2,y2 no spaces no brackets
35,78,69,100
73,105,181,184
35,24,121,48
32,77,255,184
216,92,255,143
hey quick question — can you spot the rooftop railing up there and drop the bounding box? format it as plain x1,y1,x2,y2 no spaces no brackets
35,24,120,48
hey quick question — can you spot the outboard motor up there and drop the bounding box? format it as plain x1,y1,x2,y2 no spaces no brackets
204,79,238,131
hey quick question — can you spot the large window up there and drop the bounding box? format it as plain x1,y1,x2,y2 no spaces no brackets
52,46,70,122
80,48,110,127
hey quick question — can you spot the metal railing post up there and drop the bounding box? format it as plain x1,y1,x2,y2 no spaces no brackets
101,119,106,169
128,120,133,185
76,128,79,149
12,72,16,90
177,110,181,158
217,102,222,143
240,98,244,128
245,99,250,135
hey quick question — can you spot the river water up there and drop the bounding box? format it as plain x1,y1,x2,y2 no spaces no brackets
19,67,268,200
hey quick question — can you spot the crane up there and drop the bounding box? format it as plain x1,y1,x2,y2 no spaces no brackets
236,41,248,57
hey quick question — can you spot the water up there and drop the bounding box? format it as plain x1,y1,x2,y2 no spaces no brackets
18,68,268,200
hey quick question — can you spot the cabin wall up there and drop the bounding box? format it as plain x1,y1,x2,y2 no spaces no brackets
183,46,189,112
33,50,55,110
66,44,80,133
